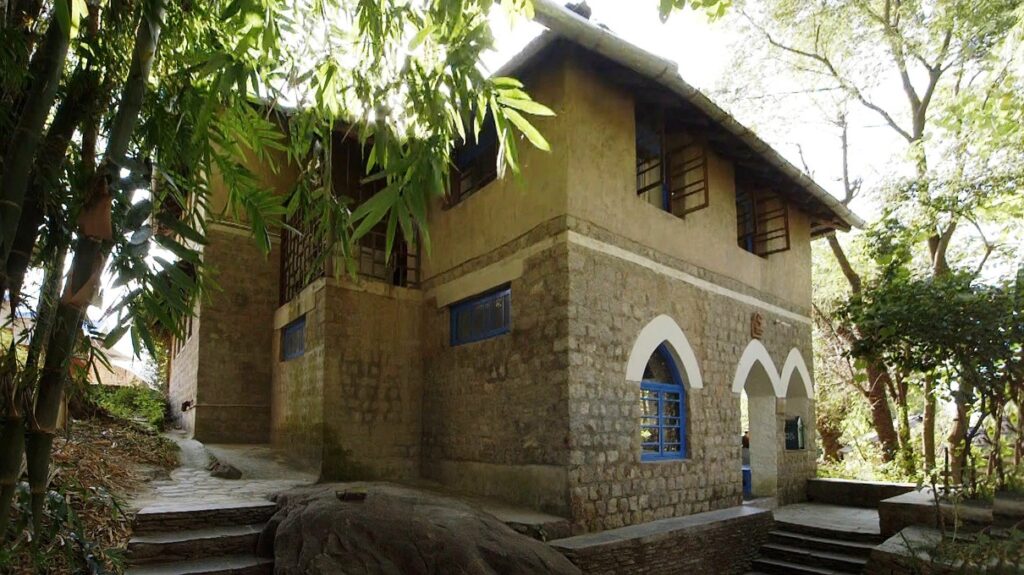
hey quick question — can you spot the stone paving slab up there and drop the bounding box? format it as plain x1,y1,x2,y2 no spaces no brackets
773,502,881,536
128,431,315,512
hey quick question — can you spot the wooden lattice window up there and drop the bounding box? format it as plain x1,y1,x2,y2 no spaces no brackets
279,208,327,304
449,117,498,205
636,109,709,218
279,133,421,305
334,134,421,288
736,184,791,257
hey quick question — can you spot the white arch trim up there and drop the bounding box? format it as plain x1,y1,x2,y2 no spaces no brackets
780,348,813,398
732,339,783,397
625,314,703,389
731,341,812,398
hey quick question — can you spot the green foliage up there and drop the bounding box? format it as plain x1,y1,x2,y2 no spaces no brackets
0,483,120,575
88,385,167,431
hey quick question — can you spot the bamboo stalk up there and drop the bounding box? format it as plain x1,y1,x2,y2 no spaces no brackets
24,0,165,535
0,0,72,268
0,415,25,539
4,67,93,307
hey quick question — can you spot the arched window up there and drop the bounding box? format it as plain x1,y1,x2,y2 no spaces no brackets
640,344,687,461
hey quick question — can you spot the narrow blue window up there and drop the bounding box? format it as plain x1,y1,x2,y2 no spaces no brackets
640,344,688,461
281,316,306,361
450,286,511,346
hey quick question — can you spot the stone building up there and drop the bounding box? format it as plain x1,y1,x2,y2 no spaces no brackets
166,6,861,535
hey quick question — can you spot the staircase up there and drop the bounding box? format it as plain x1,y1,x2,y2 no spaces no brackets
748,519,883,575
125,500,276,575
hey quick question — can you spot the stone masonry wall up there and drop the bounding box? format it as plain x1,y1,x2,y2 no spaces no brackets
271,281,326,471
319,281,423,481
550,506,773,575
565,217,815,532
168,308,199,434
193,225,279,443
421,236,572,516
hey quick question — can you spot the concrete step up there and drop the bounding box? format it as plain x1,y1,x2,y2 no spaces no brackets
774,519,884,545
760,542,867,573
127,523,264,565
751,557,839,575
768,530,877,558
133,500,277,533
125,554,273,575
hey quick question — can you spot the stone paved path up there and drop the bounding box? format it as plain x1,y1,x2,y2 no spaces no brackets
773,502,881,536
129,431,316,511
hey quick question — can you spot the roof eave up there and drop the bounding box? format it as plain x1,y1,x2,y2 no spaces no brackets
527,0,865,230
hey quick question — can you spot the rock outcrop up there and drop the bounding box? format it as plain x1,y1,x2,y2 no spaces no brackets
262,483,580,575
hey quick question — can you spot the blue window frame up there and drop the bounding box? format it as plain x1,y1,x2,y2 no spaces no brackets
281,316,306,361
640,344,688,461
450,286,511,346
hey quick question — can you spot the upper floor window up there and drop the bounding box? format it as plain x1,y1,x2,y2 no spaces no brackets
635,108,709,218
736,182,791,257
449,118,498,205
450,286,510,346
640,344,688,461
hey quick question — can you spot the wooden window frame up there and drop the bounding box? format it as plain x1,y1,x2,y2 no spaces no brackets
635,108,710,219
736,184,791,258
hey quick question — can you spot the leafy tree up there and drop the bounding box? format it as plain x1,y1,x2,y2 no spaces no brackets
722,0,1024,478
841,259,1023,490
0,0,562,544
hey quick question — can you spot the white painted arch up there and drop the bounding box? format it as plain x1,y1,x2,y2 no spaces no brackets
780,348,813,398
731,340,812,399
625,314,703,389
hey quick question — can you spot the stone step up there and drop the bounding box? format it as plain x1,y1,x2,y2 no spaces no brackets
127,524,264,565
133,500,277,533
750,557,839,575
760,542,867,573
124,554,273,575
768,530,877,558
774,520,884,545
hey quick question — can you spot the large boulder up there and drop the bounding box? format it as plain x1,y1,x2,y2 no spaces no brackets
261,483,581,575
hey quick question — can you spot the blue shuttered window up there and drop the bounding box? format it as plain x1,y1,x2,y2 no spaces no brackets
640,344,688,461
450,287,511,346
281,316,306,361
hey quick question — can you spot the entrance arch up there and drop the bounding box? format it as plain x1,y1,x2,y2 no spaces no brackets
733,340,781,500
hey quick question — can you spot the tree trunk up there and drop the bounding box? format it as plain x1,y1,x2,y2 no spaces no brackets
0,1,72,268
923,375,936,472
867,362,900,462
947,382,973,485
895,382,915,476
24,0,165,534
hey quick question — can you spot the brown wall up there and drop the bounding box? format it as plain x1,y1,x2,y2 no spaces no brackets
168,312,200,433
271,280,326,470
271,279,424,480
190,225,280,443
421,224,573,516
560,52,814,313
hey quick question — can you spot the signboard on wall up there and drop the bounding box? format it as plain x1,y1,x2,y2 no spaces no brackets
785,416,805,450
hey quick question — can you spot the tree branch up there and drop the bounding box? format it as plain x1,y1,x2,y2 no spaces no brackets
745,12,915,142
828,234,862,293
